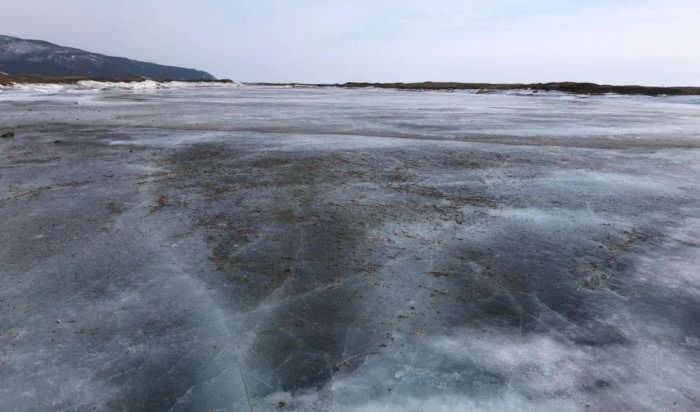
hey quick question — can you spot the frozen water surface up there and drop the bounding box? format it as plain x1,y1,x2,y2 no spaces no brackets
1,86,700,411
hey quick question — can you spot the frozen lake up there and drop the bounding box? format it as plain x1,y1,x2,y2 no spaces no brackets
1,85,700,411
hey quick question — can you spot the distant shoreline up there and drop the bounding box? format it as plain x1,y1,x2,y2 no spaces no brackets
0,75,234,86
2,75,699,96
249,81,700,96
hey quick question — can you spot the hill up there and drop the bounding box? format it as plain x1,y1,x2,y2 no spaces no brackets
0,35,215,80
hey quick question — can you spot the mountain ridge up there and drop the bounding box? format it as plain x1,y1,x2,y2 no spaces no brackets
0,35,216,80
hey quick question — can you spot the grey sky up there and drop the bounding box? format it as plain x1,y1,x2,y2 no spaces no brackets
2,0,699,85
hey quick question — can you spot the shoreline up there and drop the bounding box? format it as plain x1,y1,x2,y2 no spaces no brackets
248,81,700,96
2,75,698,96
0,74,235,86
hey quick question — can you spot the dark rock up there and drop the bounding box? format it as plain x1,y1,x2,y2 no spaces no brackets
333,81,700,96
1,131,14,138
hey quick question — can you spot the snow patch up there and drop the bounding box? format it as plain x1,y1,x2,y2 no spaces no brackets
0,80,242,94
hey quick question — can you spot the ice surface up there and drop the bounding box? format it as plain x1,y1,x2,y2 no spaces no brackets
1,86,700,411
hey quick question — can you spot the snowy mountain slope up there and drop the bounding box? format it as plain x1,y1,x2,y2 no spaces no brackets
0,35,216,80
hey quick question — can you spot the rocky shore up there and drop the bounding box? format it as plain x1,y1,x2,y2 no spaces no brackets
251,81,700,96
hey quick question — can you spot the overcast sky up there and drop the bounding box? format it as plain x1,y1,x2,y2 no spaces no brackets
2,0,699,85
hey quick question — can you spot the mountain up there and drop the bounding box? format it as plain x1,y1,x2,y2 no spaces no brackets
0,35,215,80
